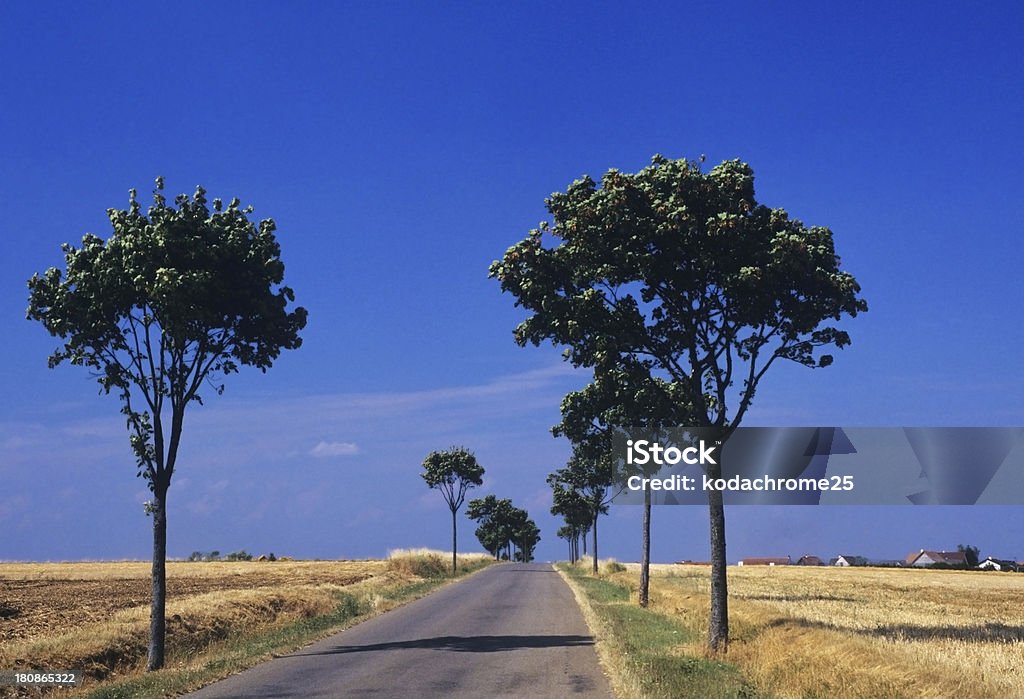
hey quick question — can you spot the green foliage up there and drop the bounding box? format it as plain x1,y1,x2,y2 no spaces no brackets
466,495,541,562
489,154,867,433
26,178,306,670
224,550,253,561
188,550,222,562
492,154,867,648
26,178,307,493
548,449,613,568
421,447,485,513
421,447,485,573
958,544,981,567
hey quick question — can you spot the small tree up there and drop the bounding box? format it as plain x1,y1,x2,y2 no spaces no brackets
548,448,613,574
422,447,484,573
549,479,592,563
557,365,686,606
556,525,577,562
468,495,539,562
467,494,509,559
27,179,307,669
513,516,541,562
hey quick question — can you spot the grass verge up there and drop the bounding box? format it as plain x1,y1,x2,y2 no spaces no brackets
558,563,756,699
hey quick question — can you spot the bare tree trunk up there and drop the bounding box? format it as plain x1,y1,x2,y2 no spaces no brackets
639,486,651,607
147,483,168,671
592,513,599,574
708,483,728,652
451,508,458,574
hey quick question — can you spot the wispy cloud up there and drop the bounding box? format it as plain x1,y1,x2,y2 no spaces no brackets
310,440,360,458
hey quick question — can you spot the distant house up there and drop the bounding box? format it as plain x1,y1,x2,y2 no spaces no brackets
906,549,968,567
831,555,868,567
796,555,824,566
738,556,791,566
978,557,1019,572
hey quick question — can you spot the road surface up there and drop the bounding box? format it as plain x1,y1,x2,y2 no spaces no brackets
187,562,615,698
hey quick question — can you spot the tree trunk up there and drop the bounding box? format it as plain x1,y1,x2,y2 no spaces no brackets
147,483,168,671
591,513,599,574
708,483,728,652
451,508,458,574
639,486,651,607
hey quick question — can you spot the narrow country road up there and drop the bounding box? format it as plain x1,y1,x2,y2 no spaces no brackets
187,563,615,698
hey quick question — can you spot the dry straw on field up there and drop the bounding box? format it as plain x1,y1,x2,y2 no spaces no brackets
0,556,486,696
617,563,1024,698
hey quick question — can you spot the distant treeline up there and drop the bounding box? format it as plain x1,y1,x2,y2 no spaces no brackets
186,550,282,562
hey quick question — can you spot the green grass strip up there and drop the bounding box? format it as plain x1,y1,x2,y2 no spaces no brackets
559,564,760,699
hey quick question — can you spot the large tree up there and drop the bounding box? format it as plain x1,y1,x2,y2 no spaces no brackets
490,155,866,651
26,178,307,670
422,447,485,572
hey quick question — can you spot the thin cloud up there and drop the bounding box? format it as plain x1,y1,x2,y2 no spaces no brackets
310,440,360,458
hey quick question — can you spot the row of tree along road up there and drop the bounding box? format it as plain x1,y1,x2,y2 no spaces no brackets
420,447,540,571
27,154,865,669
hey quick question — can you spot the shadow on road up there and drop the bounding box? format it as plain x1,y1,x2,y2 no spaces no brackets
290,634,595,656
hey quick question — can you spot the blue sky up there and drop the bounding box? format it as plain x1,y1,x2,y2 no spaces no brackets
2,3,1023,563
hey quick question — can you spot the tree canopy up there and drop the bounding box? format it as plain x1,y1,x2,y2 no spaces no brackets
466,494,540,562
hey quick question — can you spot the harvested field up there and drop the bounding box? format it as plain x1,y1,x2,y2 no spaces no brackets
0,555,486,697
611,563,1024,698
0,561,383,645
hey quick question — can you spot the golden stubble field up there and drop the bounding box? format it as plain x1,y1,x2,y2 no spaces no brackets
0,552,486,696
622,563,1024,698
0,560,384,647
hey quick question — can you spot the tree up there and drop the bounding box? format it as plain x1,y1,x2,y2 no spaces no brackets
958,544,981,567
547,448,613,574
490,155,866,651
468,495,540,562
467,494,510,559
27,178,307,670
556,524,578,562
422,447,485,573
550,482,591,563
557,365,686,607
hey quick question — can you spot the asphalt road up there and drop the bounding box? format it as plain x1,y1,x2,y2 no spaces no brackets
187,563,615,698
